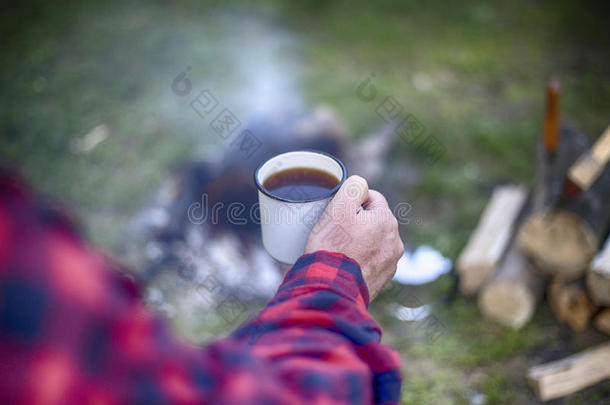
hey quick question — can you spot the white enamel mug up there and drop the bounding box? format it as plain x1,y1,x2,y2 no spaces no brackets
254,150,347,264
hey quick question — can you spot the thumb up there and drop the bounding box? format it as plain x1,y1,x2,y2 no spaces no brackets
328,175,369,214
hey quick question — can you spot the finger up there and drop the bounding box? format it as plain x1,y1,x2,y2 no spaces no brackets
328,175,369,214
362,189,389,211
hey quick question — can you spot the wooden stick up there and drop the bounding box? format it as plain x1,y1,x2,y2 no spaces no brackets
555,128,610,240
527,342,610,401
456,185,528,294
542,78,561,154
568,126,610,191
534,78,561,210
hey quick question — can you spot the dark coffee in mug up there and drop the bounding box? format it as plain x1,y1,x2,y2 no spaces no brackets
263,167,340,201
255,150,346,263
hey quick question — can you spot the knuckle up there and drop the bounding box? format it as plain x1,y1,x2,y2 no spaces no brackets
372,189,388,202
392,213,399,225
344,176,368,200
350,175,368,190
389,215,399,230
395,243,404,258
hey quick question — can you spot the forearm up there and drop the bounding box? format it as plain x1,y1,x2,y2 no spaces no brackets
0,174,401,404
231,251,402,404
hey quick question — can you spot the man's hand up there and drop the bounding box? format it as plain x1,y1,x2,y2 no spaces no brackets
305,175,404,300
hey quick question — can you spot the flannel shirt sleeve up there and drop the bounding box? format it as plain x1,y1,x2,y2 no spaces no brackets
0,174,402,405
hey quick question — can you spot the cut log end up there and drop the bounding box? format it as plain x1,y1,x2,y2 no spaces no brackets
549,278,598,332
517,210,598,279
479,281,536,329
587,271,610,307
457,264,492,296
594,309,610,336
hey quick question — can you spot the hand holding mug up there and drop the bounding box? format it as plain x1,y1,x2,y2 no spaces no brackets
305,176,404,300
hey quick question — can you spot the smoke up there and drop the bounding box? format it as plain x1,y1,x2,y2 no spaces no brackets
225,15,303,116
159,13,305,154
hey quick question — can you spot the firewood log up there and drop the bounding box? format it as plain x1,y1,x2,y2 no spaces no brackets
478,239,545,329
548,277,598,332
478,198,545,328
568,125,610,193
587,235,610,306
518,210,598,279
456,185,528,295
527,342,610,401
593,308,610,336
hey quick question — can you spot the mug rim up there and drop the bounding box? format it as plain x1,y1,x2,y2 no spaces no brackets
254,149,347,203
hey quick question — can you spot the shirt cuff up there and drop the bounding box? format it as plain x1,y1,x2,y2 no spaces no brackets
274,250,370,308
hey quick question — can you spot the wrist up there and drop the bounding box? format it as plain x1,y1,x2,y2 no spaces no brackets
275,250,370,308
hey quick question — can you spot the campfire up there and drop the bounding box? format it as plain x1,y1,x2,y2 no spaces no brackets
128,106,402,341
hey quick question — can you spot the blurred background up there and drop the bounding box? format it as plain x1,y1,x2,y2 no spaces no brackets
1,0,609,403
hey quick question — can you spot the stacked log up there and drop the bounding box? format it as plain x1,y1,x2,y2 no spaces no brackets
513,127,610,400
519,126,610,275
474,84,588,330
518,127,610,333
474,123,591,329
455,81,610,401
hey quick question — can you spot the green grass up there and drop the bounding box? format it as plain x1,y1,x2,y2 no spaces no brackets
408,298,547,368
482,374,515,405
2,0,609,403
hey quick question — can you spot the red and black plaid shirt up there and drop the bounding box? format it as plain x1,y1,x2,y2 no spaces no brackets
0,174,401,404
